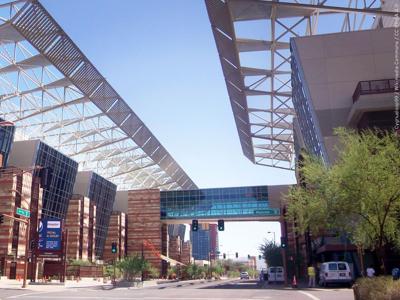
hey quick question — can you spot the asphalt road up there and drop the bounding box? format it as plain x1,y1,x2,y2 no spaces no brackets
0,279,354,300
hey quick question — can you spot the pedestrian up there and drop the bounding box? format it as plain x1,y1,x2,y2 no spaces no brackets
366,266,375,278
307,264,316,288
392,267,400,280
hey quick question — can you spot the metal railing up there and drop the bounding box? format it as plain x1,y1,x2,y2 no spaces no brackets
352,79,395,103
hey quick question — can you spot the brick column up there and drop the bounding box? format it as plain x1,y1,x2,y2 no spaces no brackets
103,212,126,262
181,241,192,265
127,189,161,272
65,197,81,261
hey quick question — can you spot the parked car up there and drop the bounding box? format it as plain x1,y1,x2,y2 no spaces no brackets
268,266,284,283
240,271,250,279
319,261,352,287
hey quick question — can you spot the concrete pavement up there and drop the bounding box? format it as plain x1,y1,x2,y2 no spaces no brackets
0,278,354,300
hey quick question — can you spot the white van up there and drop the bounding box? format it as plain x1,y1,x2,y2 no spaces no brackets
268,266,284,283
319,261,352,287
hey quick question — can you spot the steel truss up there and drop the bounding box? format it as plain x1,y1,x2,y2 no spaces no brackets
205,0,396,170
0,0,197,190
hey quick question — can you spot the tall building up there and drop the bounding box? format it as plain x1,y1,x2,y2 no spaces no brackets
0,118,15,168
73,171,117,259
290,27,396,274
8,140,78,220
190,224,219,260
191,227,210,261
168,224,186,242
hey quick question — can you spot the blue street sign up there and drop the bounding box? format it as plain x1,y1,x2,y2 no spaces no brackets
38,219,62,251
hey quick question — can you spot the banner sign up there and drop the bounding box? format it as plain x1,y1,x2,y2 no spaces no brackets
38,219,62,251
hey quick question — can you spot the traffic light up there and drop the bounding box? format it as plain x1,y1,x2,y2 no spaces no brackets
247,254,250,259
30,240,37,250
192,219,199,232
111,242,117,254
223,253,226,259
258,255,262,260
235,252,238,258
0,214,3,224
217,219,224,231
280,236,287,249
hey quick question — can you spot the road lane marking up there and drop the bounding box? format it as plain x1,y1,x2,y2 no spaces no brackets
298,291,321,300
7,290,62,299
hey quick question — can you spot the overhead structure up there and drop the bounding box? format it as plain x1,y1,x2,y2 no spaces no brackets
0,0,197,190
205,0,396,170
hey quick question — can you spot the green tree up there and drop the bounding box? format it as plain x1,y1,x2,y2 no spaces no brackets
211,263,225,279
259,240,282,267
286,128,400,273
117,255,149,281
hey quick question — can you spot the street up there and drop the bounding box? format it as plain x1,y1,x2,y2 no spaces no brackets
0,279,354,300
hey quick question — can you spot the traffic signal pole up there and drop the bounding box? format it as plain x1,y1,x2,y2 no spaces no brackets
23,219,30,288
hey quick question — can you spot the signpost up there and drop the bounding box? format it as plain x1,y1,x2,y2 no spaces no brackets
16,207,30,218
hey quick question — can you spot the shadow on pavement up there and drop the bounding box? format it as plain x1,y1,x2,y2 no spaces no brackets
200,280,264,289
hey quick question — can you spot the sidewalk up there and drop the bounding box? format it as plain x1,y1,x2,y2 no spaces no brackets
0,278,109,291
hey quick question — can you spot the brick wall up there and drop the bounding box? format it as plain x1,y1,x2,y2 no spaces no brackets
0,168,42,279
127,189,161,271
103,211,126,262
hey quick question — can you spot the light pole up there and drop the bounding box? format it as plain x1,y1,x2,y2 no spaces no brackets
267,231,276,244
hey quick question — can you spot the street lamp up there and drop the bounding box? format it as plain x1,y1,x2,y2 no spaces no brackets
267,231,276,244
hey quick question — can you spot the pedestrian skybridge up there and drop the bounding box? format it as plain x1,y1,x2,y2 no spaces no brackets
160,185,282,223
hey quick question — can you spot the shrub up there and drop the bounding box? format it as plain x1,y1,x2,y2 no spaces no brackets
354,276,400,300
227,270,240,278
69,259,92,266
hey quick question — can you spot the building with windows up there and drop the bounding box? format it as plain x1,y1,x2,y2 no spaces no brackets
0,168,43,279
191,227,211,261
73,171,117,259
0,118,15,168
289,27,396,275
291,27,396,164
8,140,79,220
168,224,186,241
113,185,286,274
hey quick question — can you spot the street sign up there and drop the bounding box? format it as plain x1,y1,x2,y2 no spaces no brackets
38,219,62,251
16,208,30,218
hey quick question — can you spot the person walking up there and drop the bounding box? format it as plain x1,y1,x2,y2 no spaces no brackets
392,267,399,280
307,264,316,288
366,266,375,278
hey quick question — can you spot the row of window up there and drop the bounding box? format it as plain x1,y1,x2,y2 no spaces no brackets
0,120,15,167
35,142,79,220
291,46,327,161
88,172,117,258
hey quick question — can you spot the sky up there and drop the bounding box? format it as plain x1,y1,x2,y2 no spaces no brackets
40,0,296,258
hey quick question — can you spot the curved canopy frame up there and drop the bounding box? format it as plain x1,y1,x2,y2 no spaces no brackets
206,0,396,170
0,0,197,191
